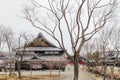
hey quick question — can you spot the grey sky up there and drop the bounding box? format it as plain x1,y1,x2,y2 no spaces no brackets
0,0,119,35
0,0,119,53
0,0,40,35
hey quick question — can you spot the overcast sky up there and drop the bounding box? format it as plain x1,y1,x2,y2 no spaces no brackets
0,0,120,53
0,0,119,35
0,0,40,36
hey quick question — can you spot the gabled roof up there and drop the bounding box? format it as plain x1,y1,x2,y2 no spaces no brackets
16,33,64,52
26,33,56,48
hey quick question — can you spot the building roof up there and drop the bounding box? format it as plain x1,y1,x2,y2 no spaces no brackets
16,52,67,62
26,56,68,62
17,47,63,52
16,33,63,52
26,33,56,47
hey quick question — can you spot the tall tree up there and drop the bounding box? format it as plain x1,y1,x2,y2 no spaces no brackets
82,40,95,71
97,26,115,80
109,27,120,80
23,0,117,80
0,26,4,51
15,32,33,79
2,26,15,76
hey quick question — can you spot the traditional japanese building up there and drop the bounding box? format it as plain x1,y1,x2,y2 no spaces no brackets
0,52,7,70
0,52,15,71
16,33,67,70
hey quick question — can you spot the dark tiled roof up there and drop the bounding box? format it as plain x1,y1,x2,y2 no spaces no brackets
19,54,68,62
16,33,64,53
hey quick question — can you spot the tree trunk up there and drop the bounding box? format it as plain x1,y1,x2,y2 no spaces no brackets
50,67,52,79
5,66,7,80
73,53,79,80
9,61,13,76
110,64,115,80
103,65,107,80
58,66,61,76
8,44,13,76
17,61,22,79
30,66,32,80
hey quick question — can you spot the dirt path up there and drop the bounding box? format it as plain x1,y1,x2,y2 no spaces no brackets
52,65,94,80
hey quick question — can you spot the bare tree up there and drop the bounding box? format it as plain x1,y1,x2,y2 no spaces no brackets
15,34,22,80
92,51,101,77
97,26,115,80
108,27,120,80
82,40,95,71
0,25,5,52
0,26,2,50
56,61,67,76
15,32,34,80
44,61,55,79
54,57,68,76
23,0,117,80
2,26,15,76
0,26,7,79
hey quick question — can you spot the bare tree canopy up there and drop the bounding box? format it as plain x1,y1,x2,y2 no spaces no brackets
23,0,117,80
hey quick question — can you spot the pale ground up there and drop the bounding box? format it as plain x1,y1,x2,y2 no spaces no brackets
0,65,119,80
0,65,94,80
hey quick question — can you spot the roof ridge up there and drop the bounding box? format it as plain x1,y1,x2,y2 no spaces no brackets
26,33,57,48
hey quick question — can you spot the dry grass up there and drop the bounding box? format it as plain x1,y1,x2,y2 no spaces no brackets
0,74,17,80
0,74,62,80
90,74,103,80
80,65,120,80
